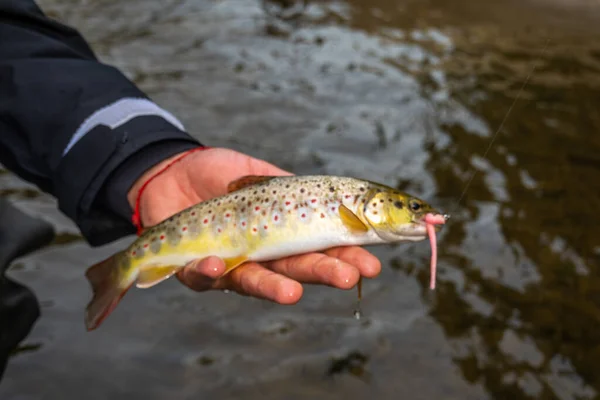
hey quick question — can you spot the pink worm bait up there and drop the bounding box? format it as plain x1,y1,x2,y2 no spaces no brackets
424,213,448,289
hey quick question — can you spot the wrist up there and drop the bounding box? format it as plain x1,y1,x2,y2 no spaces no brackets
128,146,210,234
126,151,186,209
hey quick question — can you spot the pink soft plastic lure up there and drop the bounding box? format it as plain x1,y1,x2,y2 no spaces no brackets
424,213,448,289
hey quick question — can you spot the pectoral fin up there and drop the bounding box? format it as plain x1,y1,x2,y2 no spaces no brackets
222,255,249,275
339,204,369,233
136,265,180,289
227,176,276,193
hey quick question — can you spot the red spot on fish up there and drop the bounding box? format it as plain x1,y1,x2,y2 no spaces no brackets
255,206,260,211
285,201,291,206
262,211,267,216
294,205,299,210
242,221,247,227
331,207,336,211
203,219,208,224
144,244,149,248
191,211,196,216
217,202,221,206
301,213,306,218
217,228,222,233
160,235,165,240
225,213,231,218
345,195,351,199
132,251,137,256
311,199,317,203
182,227,187,232
274,215,279,221
252,227,257,232
320,213,325,218
264,225,268,230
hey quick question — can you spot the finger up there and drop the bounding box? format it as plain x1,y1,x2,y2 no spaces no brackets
176,256,226,291
266,252,361,290
225,262,303,304
323,246,382,278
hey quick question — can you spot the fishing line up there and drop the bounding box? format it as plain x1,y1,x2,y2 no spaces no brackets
451,39,550,214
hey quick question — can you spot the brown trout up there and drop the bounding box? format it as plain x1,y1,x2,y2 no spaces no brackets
85,175,447,330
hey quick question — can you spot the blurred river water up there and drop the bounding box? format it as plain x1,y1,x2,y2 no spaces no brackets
2,0,600,399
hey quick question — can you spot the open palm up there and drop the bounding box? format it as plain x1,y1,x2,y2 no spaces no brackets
128,147,381,304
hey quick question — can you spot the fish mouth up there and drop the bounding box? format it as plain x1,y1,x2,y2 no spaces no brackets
415,212,449,232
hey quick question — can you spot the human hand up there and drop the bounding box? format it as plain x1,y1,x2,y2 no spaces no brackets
127,147,381,304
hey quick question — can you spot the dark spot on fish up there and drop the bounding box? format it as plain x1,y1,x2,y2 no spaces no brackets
359,187,365,192
380,199,384,203
208,210,212,214
286,184,290,188
241,197,246,201
317,184,321,188
372,202,377,207
329,186,335,193
262,189,265,193
394,200,403,209
234,195,238,199
272,190,277,194
253,191,257,195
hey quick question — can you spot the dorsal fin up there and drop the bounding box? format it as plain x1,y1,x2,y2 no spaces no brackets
227,175,276,193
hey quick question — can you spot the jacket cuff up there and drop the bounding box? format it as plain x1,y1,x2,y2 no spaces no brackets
54,115,202,246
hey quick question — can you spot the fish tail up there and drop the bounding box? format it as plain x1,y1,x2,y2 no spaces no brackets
84,252,136,331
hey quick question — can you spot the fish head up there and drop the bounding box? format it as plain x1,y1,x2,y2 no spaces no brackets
362,189,447,242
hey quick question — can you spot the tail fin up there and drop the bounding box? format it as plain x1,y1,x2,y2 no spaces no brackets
84,252,134,331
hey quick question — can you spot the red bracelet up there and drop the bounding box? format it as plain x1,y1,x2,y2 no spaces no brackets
131,146,211,236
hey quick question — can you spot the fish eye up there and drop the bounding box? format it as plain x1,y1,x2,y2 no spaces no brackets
409,200,421,211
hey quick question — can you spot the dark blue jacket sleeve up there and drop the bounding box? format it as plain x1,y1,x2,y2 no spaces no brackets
0,0,203,246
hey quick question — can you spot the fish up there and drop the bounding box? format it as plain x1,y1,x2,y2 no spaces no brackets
84,175,447,331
